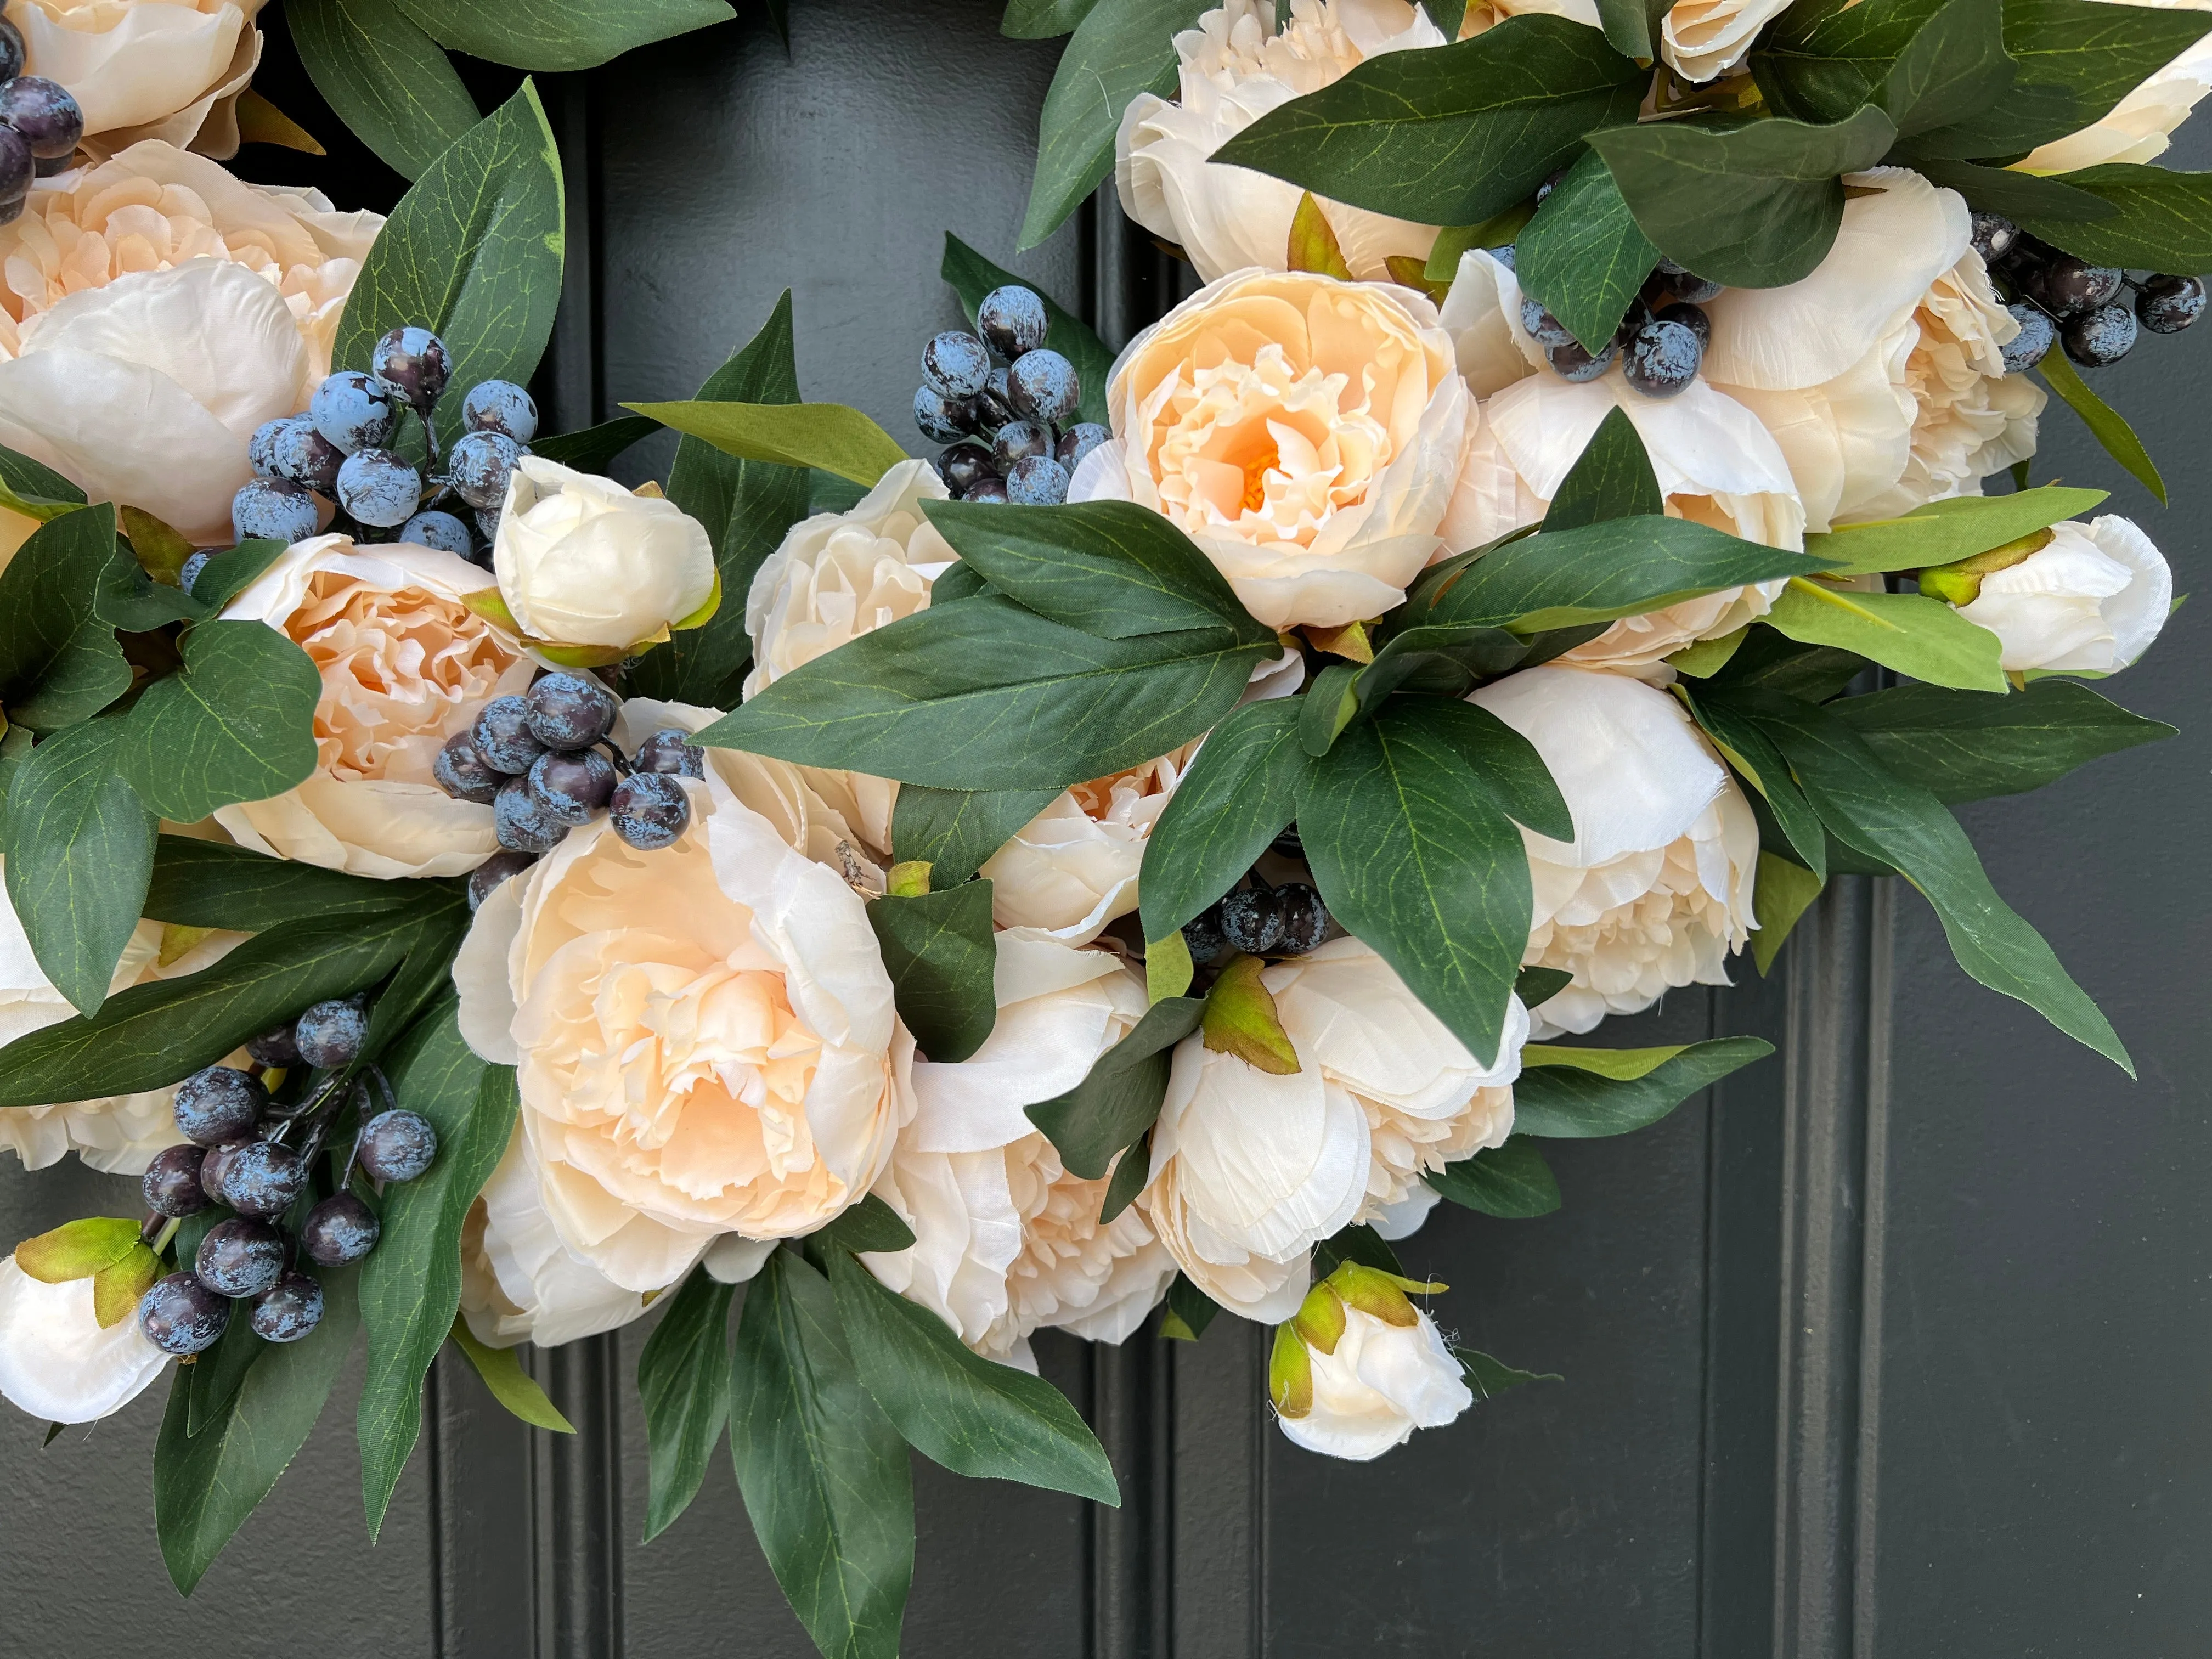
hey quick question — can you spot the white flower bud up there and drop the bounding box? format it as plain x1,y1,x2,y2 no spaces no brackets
492,458,716,650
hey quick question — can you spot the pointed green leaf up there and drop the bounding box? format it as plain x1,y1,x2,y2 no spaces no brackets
0,503,131,732
819,1194,920,1256
1752,850,1825,974
639,1268,736,1542
389,0,735,71
1426,1135,1561,1217
1514,1035,1776,1136
142,837,437,930
1138,697,1309,940
867,882,998,1062
1003,0,1103,36
1595,0,1671,58
1805,486,2107,575
2036,335,2168,504
890,785,1061,887
1683,682,1829,878
1753,0,2013,139
289,0,478,179
1763,579,2007,691
449,1318,578,1431
1457,1346,1561,1398
1543,405,1663,529
1827,678,2174,802
529,414,660,472
116,620,323,822
624,398,908,488
1027,995,1205,1178
1516,150,1661,354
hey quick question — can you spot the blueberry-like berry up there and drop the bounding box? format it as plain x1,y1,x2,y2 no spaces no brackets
2000,303,2056,373
311,370,399,453
249,417,295,478
1668,272,1723,304
196,1138,250,1203
0,19,24,82
302,1193,381,1265
992,420,1053,474
232,478,319,544
1520,297,1575,347
939,442,996,495
1219,888,1286,955
218,1139,308,1218
1491,244,1517,270
1057,422,1109,472
449,429,522,510
173,1065,267,1146
246,1020,303,1068
1182,907,1226,966
963,475,1009,504
336,448,424,528
371,325,449,412
611,772,691,851
495,775,567,854
196,1218,287,1299
273,420,345,492
357,1110,439,1182
922,331,992,399
142,1145,211,1218
979,285,1051,358
1655,301,1711,351
1547,335,1619,382
2063,302,2137,366
1006,454,1071,505
634,728,706,777
1008,349,1081,426
2039,257,2124,316
433,730,504,803
968,373,1017,434
527,748,617,826
1970,212,2017,264
472,695,548,774
461,379,539,442
294,996,369,1068
1273,884,1329,956
1623,317,1702,399
178,551,211,596
0,76,84,160
916,385,974,444
402,509,473,556
467,848,539,911
2136,273,2205,334
139,1273,229,1356
250,1271,326,1342
524,671,619,750
474,507,502,545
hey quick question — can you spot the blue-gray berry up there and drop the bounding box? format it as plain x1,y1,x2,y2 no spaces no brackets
247,1022,302,1068
2001,303,2055,373
472,695,546,774
2136,273,2204,334
1520,297,1575,347
634,727,706,777
1273,884,1329,955
1007,349,1080,427
611,772,690,850
449,429,522,510
467,848,538,910
401,509,473,556
250,1271,326,1342
139,1273,229,1355
524,670,619,750
1218,888,1285,955
217,1139,307,1218
249,416,295,478
294,996,368,1068
978,285,1050,358
963,475,1008,504
336,448,424,528
357,1109,438,1182
273,419,345,491
1006,454,1070,505
1056,422,1109,472
915,385,973,444
1623,317,1702,399
527,748,617,826
433,730,503,803
495,776,567,854
371,325,449,412
310,370,399,453
196,1218,286,1298
302,1194,379,1266
2062,302,2136,367
922,331,991,399
1547,335,1618,382
232,478,319,544
179,551,211,596
992,420,1052,475
461,379,538,442
1655,301,1710,350
173,1065,266,1146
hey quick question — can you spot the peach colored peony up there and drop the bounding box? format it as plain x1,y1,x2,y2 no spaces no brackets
982,741,1200,944
9,0,267,158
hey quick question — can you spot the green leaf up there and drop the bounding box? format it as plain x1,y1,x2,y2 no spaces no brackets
1138,699,1309,940
186,1304,266,1436
1515,964,1573,1007
730,1250,913,1659
1589,106,1898,289
141,836,438,929
390,0,735,70
1709,628,1870,701
696,596,1273,791
358,905,472,1067
1426,1135,1561,1217
1300,699,1532,1069
629,292,810,706
638,1268,736,1543
115,620,322,822
1311,1222,1403,1278
288,0,478,180
1026,996,1205,1178
1752,850,1825,974
1734,691,2132,1070
1417,698,1572,840
154,1264,359,1595
0,442,85,514
1908,155,2117,224
2035,345,2166,504
1762,579,2007,691
1457,1346,1562,1399
0,504,131,732
357,1007,512,1536
923,500,1274,645
334,82,565,449
1514,1035,1776,1136
823,1246,1118,1504
625,399,907,489
941,236,1111,427
12,1216,141,1282
866,883,998,1062
1595,0,1671,58
1753,0,2013,139
1516,150,1660,353
1827,678,2173,802
1,718,156,1017
1805,486,2107,575
1160,1272,1219,1340
1003,0,1102,36
2014,163,2212,270
819,1194,921,1256
1213,16,1648,229
529,414,660,472
890,785,1060,887
449,1318,578,1431
1681,684,1828,877
1543,406,1663,529
1300,662,1362,757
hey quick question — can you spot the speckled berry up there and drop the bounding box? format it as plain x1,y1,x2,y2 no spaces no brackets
1970,212,2017,264
979,285,1049,358
939,442,996,494
250,1271,326,1342
2063,302,2137,366
1547,335,1618,382
432,730,503,803
992,420,1053,474
962,475,1008,504
1218,888,1285,955
402,509,474,556
1273,884,1329,956
1005,454,1070,505
1491,244,1517,270
916,385,973,444
2040,257,2124,317
1007,348,1080,426
494,775,566,854
357,1110,439,1182
1666,270,1723,304
301,1194,381,1266
0,20,24,83
472,695,548,775
922,331,992,399
139,1273,229,1356
474,507,501,545
371,326,449,412
249,417,295,478
1520,297,1575,347
1623,317,1702,399
1182,907,1226,966
524,671,619,751
634,728,706,777
142,1145,211,1218
246,1021,303,1068
177,551,212,597
0,76,83,160
336,448,424,528
2136,273,2204,334
311,370,399,453
526,748,617,826
294,996,368,1069
196,1138,249,1203
232,478,319,544
449,429,523,511
1270,824,1304,860
610,771,690,851
2000,303,2055,373
219,1139,308,1218
196,1218,286,1299
466,849,537,910
461,379,538,442
173,1065,266,1147
1056,422,1109,472
273,420,345,492
1655,301,1710,351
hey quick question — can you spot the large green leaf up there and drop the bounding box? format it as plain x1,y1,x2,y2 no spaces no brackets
1590,107,1898,288
1426,1135,1561,1217
823,1246,1118,1504
390,0,735,70
1908,155,2117,223
1299,699,1532,1069
448,1319,575,1431
1026,995,1205,1178
2035,345,2165,504
1212,16,1647,229
638,1268,736,1543
1419,698,1573,840
1805,486,2107,575
1754,0,2013,139
1019,0,1214,249
890,786,1061,887
1681,685,1829,878
2016,164,2212,274
1137,697,1310,940
1595,0,1673,58
1514,1036,1775,1136
696,597,1273,791
1,718,157,1017
358,904,472,1068
141,837,439,929
941,236,1112,427
1516,149,1660,354
116,621,322,822
729,1250,913,1659
0,503,130,732
1003,0,1103,36
628,291,810,707
1542,405,1663,530
866,883,998,1063
0,441,84,515
529,415,659,472
625,399,908,489
289,0,478,179
1763,579,2007,691
1827,678,2172,803
334,83,565,448
154,1265,359,1594
357,1007,510,1537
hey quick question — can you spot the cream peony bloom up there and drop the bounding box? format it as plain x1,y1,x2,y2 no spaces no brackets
1950,516,2172,674
1703,170,2040,532
981,742,1198,944
1116,0,1444,285
1658,0,1796,81
493,458,718,652
743,457,952,697
864,934,1174,1366
0,890,244,1173
1271,1269,1472,1460
1143,937,1526,1321
2016,0,2212,171
1471,666,1758,1036
213,535,532,880
452,698,913,1294
1072,267,1476,629
10,0,266,157
0,1255,169,1423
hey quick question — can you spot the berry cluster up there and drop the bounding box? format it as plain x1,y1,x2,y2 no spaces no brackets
433,669,707,907
135,1000,439,1356
0,20,84,222
1976,212,2204,373
914,285,1109,505
1180,828,1333,967
223,323,539,582
1519,254,1718,399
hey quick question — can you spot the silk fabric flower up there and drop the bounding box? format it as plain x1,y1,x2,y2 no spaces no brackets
10,0,266,157
1951,516,2172,673
0,1255,168,1423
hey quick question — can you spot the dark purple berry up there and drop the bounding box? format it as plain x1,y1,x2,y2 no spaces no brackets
472,695,548,774
449,429,522,510
992,420,1052,475
195,1218,286,1298
2062,302,2137,366
139,1273,228,1356
0,77,83,161
1182,907,1226,966
1667,272,1722,304
273,420,345,492
2136,273,2204,334
922,331,991,399
2039,257,2124,317
460,379,538,442
403,509,473,556
371,326,449,412
1520,296,1574,347
1005,454,1070,505
250,1271,326,1342
1218,888,1285,956
172,1066,266,1146
301,1193,381,1265
969,374,1017,433
523,670,618,750
915,385,973,444
246,1021,303,1068
217,1139,307,1218
1623,317,1702,399
1970,212,2017,264
610,771,690,851
0,20,23,84
142,1145,211,1218
294,996,368,1068
527,748,617,826
1273,884,1329,956
467,848,539,910
939,442,996,494
196,1138,250,1204
1547,335,1618,382
634,728,706,777
1007,348,1080,426
248,416,293,478
433,730,503,803
357,1110,438,1182
232,477,319,544
978,285,1049,358
495,775,566,854
2000,303,2056,373
963,476,1009,504
1655,301,1710,350
1057,422,1109,473
1534,167,1565,205
311,369,399,453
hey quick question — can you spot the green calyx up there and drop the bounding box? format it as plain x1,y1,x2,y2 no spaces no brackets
1917,528,2055,607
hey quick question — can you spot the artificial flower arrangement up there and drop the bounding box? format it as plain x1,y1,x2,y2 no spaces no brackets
0,0,2198,1651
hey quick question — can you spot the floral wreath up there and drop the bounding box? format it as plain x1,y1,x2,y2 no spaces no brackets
0,0,2192,1649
